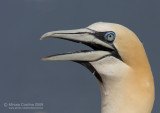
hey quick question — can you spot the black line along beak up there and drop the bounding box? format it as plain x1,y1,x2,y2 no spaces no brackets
40,28,115,62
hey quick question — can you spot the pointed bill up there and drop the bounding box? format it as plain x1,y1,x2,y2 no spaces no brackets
40,28,114,50
40,28,93,40
42,51,111,62
40,28,115,62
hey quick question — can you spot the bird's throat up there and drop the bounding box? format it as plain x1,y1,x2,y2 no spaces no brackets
89,57,154,113
99,79,153,113
99,77,127,113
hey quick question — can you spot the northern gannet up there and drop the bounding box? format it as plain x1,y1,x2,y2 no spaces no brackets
40,22,155,113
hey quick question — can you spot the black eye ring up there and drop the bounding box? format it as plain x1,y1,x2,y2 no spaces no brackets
104,32,116,42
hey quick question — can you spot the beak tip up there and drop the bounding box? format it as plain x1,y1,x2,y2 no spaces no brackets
41,58,47,61
40,35,46,40
40,31,54,40
40,37,43,40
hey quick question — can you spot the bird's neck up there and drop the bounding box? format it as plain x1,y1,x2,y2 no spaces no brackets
98,74,154,113
90,56,154,113
98,78,131,113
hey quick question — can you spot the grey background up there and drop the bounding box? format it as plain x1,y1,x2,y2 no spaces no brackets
0,0,159,113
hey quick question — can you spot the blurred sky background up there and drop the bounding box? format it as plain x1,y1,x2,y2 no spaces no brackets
0,0,160,113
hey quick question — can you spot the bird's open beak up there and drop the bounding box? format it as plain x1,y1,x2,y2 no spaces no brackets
40,28,114,62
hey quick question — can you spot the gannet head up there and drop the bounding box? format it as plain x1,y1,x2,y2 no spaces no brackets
40,22,145,66
41,22,155,113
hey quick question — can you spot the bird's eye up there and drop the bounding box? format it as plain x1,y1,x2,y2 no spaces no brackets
104,32,116,42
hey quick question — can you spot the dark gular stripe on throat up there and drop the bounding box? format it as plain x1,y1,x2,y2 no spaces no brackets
75,61,103,84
